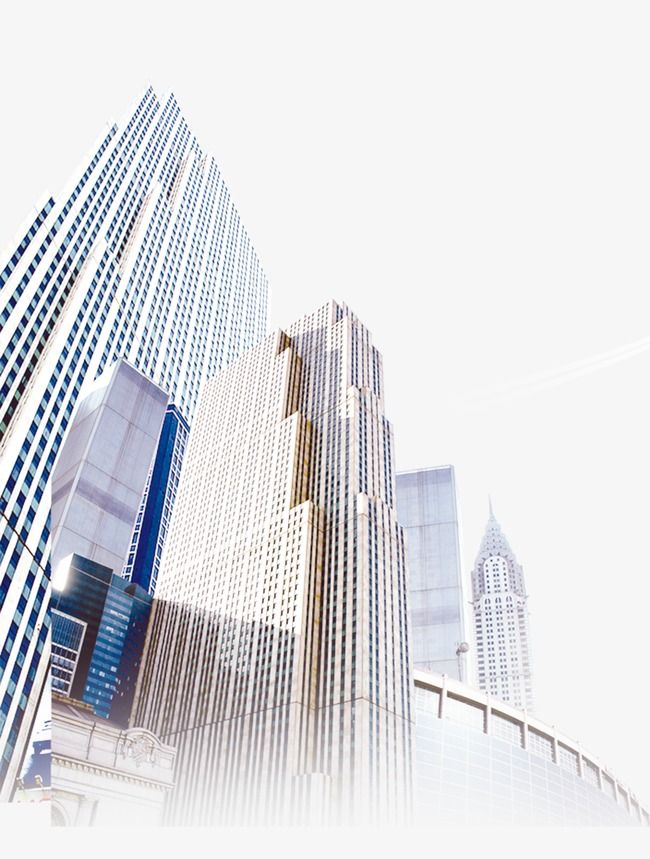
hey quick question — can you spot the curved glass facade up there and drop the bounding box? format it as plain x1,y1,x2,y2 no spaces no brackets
414,671,648,826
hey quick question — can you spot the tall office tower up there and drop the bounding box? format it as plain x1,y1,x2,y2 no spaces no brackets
122,404,190,595
48,358,161,723
50,358,169,577
471,502,533,710
396,466,469,680
134,301,413,825
0,86,268,797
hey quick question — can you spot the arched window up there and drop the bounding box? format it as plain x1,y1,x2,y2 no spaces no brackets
52,805,67,827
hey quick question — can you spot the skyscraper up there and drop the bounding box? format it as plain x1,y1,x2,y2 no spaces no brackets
52,554,152,725
50,358,169,577
48,357,161,724
471,502,533,710
396,465,469,679
50,612,86,697
133,301,413,825
0,86,268,797
122,404,190,595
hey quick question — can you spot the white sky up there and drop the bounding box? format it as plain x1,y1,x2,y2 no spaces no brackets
2,0,649,809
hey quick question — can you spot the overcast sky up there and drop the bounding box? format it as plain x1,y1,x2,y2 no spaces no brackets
2,0,649,810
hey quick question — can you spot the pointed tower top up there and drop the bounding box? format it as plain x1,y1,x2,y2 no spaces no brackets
474,498,518,565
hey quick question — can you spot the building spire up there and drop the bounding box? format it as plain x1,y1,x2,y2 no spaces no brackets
471,499,533,711
475,497,516,564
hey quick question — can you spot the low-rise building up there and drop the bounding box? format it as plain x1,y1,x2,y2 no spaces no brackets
51,692,175,826
414,669,649,825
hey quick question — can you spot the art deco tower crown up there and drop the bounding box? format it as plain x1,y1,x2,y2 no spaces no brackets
471,501,533,711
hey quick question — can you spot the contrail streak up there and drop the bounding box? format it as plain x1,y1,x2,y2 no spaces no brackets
463,335,650,404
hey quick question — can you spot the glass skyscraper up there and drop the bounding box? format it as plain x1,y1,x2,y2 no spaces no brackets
51,611,86,696
396,466,468,679
122,404,190,595
51,554,152,725
0,86,268,797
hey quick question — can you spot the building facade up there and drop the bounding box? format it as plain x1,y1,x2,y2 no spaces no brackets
122,404,190,595
48,357,158,723
51,693,175,826
51,612,86,696
414,669,649,825
396,465,468,679
50,358,169,577
17,714,51,794
134,301,413,825
0,85,268,795
52,554,152,725
471,503,533,710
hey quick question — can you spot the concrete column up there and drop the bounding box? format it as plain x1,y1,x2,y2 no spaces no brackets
439,674,448,719
75,794,98,826
576,742,584,779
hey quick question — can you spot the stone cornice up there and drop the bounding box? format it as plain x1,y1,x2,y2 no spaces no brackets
52,754,174,791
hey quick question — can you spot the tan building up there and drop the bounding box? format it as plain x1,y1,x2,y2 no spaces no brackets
134,301,413,824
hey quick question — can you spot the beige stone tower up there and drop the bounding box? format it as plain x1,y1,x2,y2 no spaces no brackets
133,300,413,824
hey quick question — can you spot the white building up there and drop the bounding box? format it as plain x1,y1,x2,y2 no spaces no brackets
396,465,469,679
51,358,168,577
471,502,534,710
134,301,413,825
0,86,268,796
414,669,649,825
51,693,175,826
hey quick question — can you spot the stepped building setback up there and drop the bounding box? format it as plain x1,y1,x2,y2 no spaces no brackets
134,301,413,824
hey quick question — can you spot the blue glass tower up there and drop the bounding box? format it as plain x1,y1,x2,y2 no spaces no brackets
0,86,268,795
123,404,189,595
51,554,152,726
51,611,86,696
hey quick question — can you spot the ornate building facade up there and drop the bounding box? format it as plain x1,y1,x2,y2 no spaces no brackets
51,693,175,826
471,503,533,710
